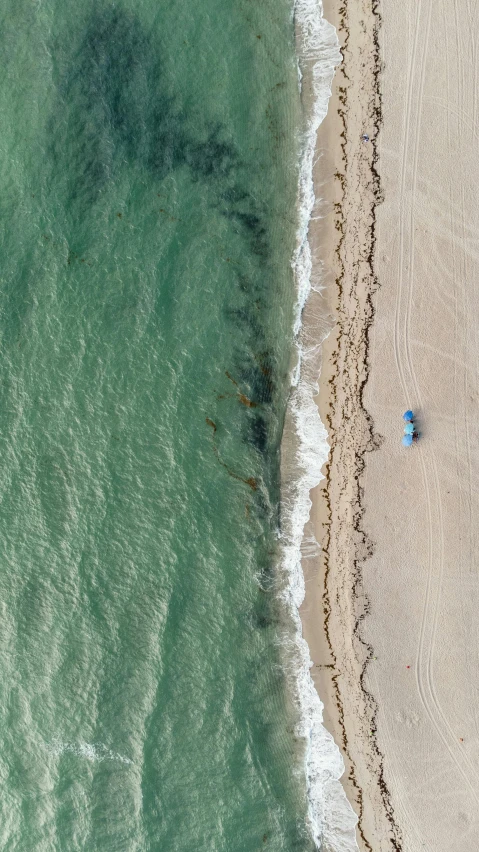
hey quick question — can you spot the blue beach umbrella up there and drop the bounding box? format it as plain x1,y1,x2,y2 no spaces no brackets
403,410,414,422
404,422,415,434
402,433,413,447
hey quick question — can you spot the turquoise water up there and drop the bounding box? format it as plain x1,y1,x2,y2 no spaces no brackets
0,0,316,849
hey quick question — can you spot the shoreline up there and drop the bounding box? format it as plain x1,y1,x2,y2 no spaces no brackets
292,0,479,849
295,0,400,849
279,0,360,848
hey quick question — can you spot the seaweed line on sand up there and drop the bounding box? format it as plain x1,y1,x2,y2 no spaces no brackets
321,1,402,849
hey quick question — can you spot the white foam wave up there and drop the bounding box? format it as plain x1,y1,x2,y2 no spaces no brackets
45,740,133,765
282,0,360,849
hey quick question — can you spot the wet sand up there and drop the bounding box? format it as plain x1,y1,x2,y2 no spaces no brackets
301,0,479,849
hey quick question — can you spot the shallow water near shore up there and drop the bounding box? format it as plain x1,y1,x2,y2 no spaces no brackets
0,0,318,848
0,0,354,847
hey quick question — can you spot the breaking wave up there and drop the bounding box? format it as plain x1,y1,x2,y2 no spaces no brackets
45,740,133,765
281,0,360,848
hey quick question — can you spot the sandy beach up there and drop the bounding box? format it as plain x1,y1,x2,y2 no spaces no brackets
300,0,479,849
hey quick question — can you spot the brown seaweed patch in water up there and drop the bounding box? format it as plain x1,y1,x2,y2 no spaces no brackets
224,371,258,407
205,418,257,490
238,393,257,408
225,370,239,387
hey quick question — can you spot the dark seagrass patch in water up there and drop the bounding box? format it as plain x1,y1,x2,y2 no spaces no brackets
47,2,266,261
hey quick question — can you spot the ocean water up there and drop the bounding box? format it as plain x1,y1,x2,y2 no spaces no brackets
0,0,354,849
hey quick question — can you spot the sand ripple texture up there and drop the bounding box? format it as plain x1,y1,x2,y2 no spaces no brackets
365,0,479,848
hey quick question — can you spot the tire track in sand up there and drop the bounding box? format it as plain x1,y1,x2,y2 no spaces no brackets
395,0,479,803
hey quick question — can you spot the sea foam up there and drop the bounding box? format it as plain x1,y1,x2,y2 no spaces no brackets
46,740,133,765
281,0,360,849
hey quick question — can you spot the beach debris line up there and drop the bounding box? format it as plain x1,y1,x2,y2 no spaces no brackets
402,410,419,447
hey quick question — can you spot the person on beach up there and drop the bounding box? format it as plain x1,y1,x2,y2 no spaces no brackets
402,410,419,446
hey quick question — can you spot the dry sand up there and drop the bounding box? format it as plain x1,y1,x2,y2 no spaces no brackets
300,0,479,849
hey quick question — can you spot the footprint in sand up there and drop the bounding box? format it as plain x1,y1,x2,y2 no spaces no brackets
396,709,421,729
